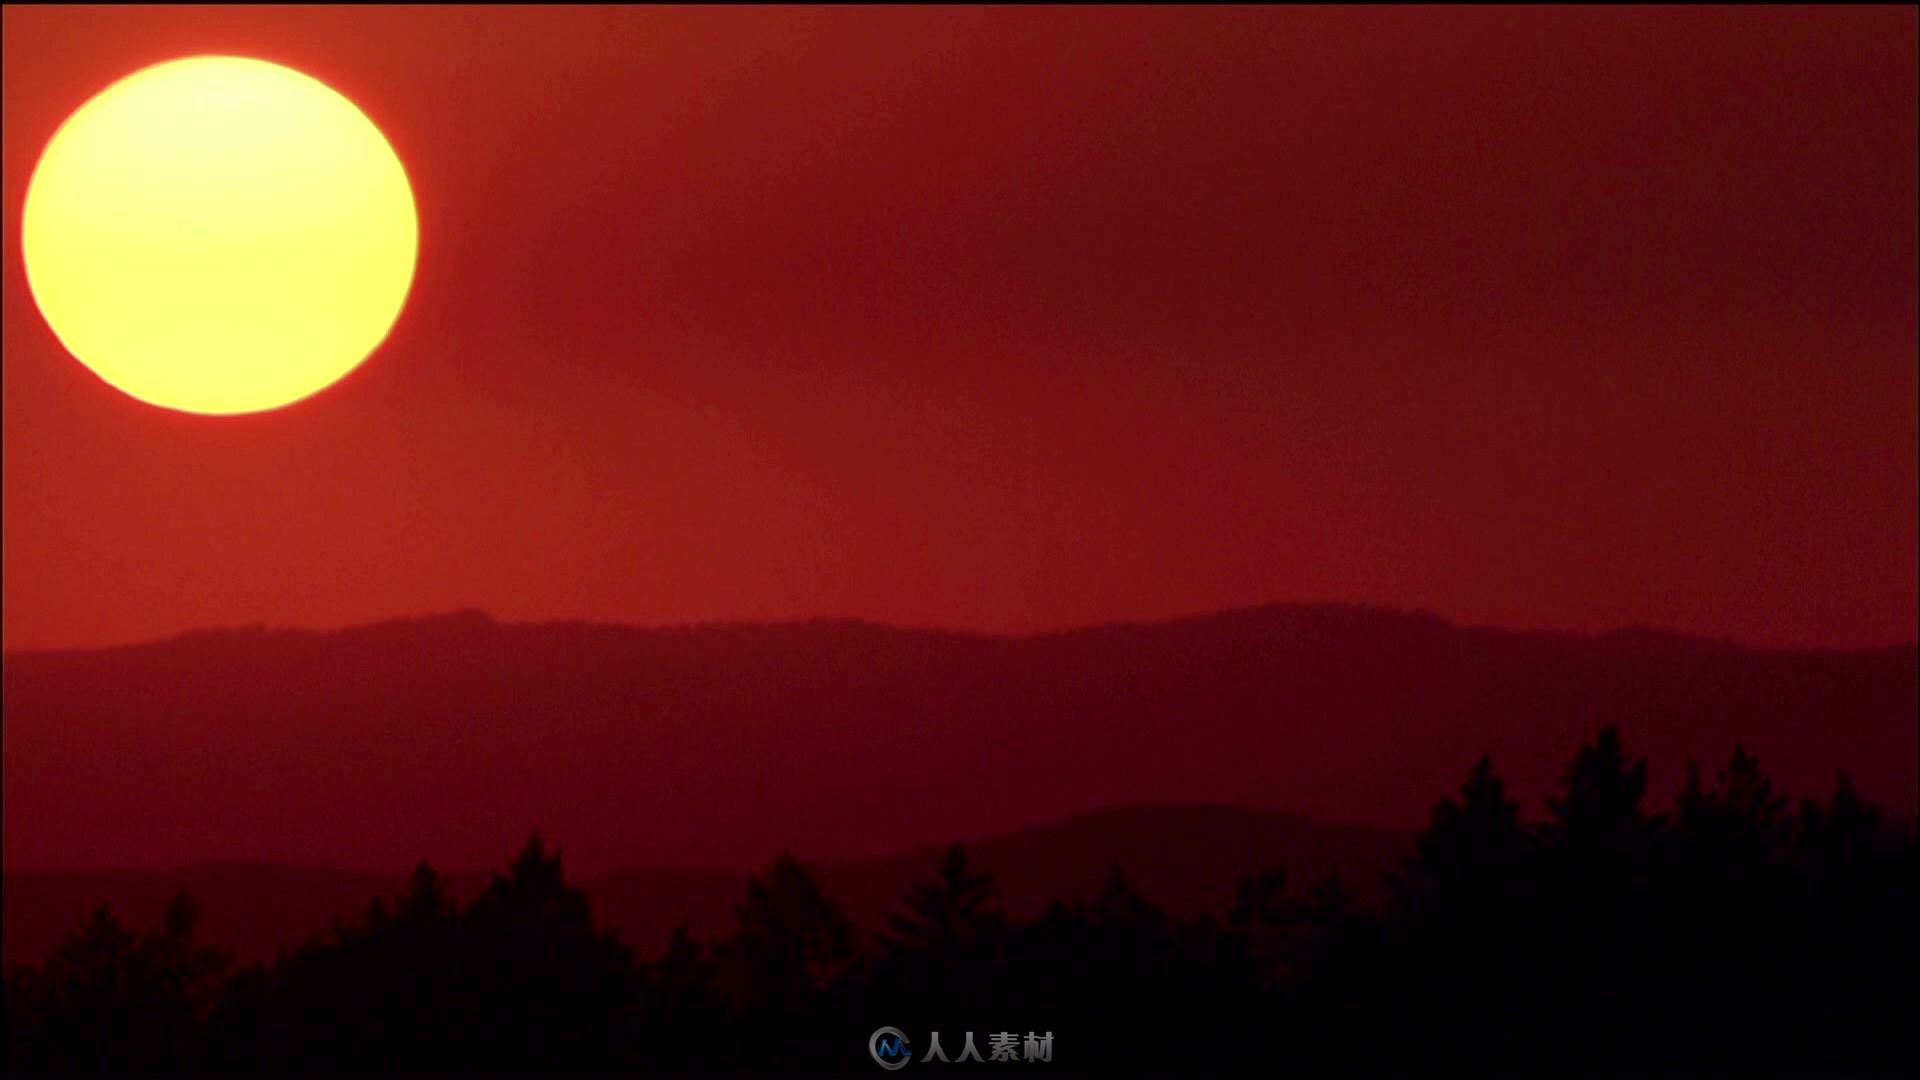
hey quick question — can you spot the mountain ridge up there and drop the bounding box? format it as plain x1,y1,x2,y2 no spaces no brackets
6,602,1913,875
13,601,1910,660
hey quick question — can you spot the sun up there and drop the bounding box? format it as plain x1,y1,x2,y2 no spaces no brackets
21,56,418,416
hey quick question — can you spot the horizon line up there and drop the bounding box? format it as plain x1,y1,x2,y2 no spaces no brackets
6,599,1916,658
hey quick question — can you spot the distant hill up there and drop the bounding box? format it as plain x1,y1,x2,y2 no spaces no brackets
4,804,1407,966
4,605,1913,877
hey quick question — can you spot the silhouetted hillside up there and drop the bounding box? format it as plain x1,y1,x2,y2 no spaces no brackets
5,805,1405,966
5,605,1913,874
7,732,1912,1077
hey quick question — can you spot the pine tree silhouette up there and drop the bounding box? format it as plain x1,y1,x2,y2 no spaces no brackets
1394,753,1534,910
1546,724,1653,856
723,851,853,1011
5,896,230,1076
881,843,997,955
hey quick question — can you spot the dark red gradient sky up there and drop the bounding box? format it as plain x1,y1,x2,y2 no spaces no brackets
3,6,1915,651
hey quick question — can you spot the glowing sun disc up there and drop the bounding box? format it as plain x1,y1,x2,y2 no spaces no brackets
21,56,418,415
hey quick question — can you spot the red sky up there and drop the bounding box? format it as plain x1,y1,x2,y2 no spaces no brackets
3,6,1915,652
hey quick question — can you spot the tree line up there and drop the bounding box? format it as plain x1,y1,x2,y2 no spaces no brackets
5,725,1913,1076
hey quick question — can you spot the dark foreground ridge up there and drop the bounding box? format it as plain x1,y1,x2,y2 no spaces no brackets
4,727,1912,1076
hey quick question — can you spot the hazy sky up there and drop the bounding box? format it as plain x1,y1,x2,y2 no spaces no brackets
4,5,1914,651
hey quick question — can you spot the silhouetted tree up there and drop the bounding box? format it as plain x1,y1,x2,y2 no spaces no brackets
1796,768,1883,882
1546,724,1654,858
880,843,997,955
5,895,230,1076
1394,753,1534,911
1378,755,1549,1071
206,834,637,1077
456,833,639,1073
1674,744,1792,868
392,860,457,926
634,923,731,1071
1225,864,1309,989
722,851,852,1012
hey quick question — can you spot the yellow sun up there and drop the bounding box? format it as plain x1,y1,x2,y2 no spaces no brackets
21,56,418,415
